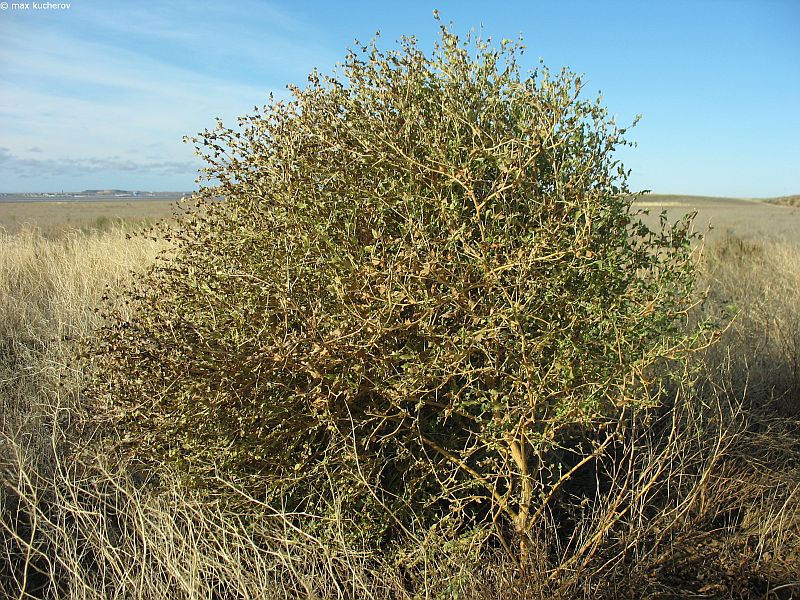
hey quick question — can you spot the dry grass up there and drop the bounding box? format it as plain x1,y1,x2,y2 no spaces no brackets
765,195,800,208
0,227,164,449
700,236,800,417
1,227,799,598
0,201,176,237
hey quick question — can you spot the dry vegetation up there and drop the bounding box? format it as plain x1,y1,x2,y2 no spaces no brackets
765,196,800,208
0,221,798,599
2,24,799,600
0,200,176,237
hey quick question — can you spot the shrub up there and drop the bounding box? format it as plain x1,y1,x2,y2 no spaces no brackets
87,18,701,561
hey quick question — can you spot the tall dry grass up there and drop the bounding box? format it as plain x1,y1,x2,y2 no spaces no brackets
701,235,800,416
1,227,798,598
0,226,164,472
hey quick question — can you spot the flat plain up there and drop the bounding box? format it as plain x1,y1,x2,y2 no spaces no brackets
0,199,177,234
635,193,800,244
2,193,798,244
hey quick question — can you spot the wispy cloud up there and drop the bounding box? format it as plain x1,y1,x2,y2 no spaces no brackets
0,147,197,177
68,0,331,78
0,1,332,191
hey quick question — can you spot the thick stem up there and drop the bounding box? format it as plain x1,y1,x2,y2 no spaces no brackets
509,431,533,569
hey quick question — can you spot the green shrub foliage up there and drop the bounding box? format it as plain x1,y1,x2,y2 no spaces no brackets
88,21,699,557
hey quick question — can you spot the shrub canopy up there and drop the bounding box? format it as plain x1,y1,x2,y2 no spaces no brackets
88,21,699,557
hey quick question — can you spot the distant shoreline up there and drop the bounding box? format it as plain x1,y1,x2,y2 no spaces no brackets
0,197,183,203
0,192,188,203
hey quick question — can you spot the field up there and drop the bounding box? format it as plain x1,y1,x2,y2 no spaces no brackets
1,196,799,598
0,199,177,235
636,194,800,243
3,193,799,242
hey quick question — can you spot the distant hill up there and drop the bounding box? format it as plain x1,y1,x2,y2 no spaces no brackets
765,195,800,207
80,189,134,195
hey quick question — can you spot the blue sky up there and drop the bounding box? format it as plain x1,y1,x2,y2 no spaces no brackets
0,0,797,196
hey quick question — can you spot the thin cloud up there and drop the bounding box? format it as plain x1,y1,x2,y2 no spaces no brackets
0,3,323,190
70,0,328,77
0,148,197,177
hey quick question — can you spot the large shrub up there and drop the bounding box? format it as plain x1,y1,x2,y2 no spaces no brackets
88,20,700,560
